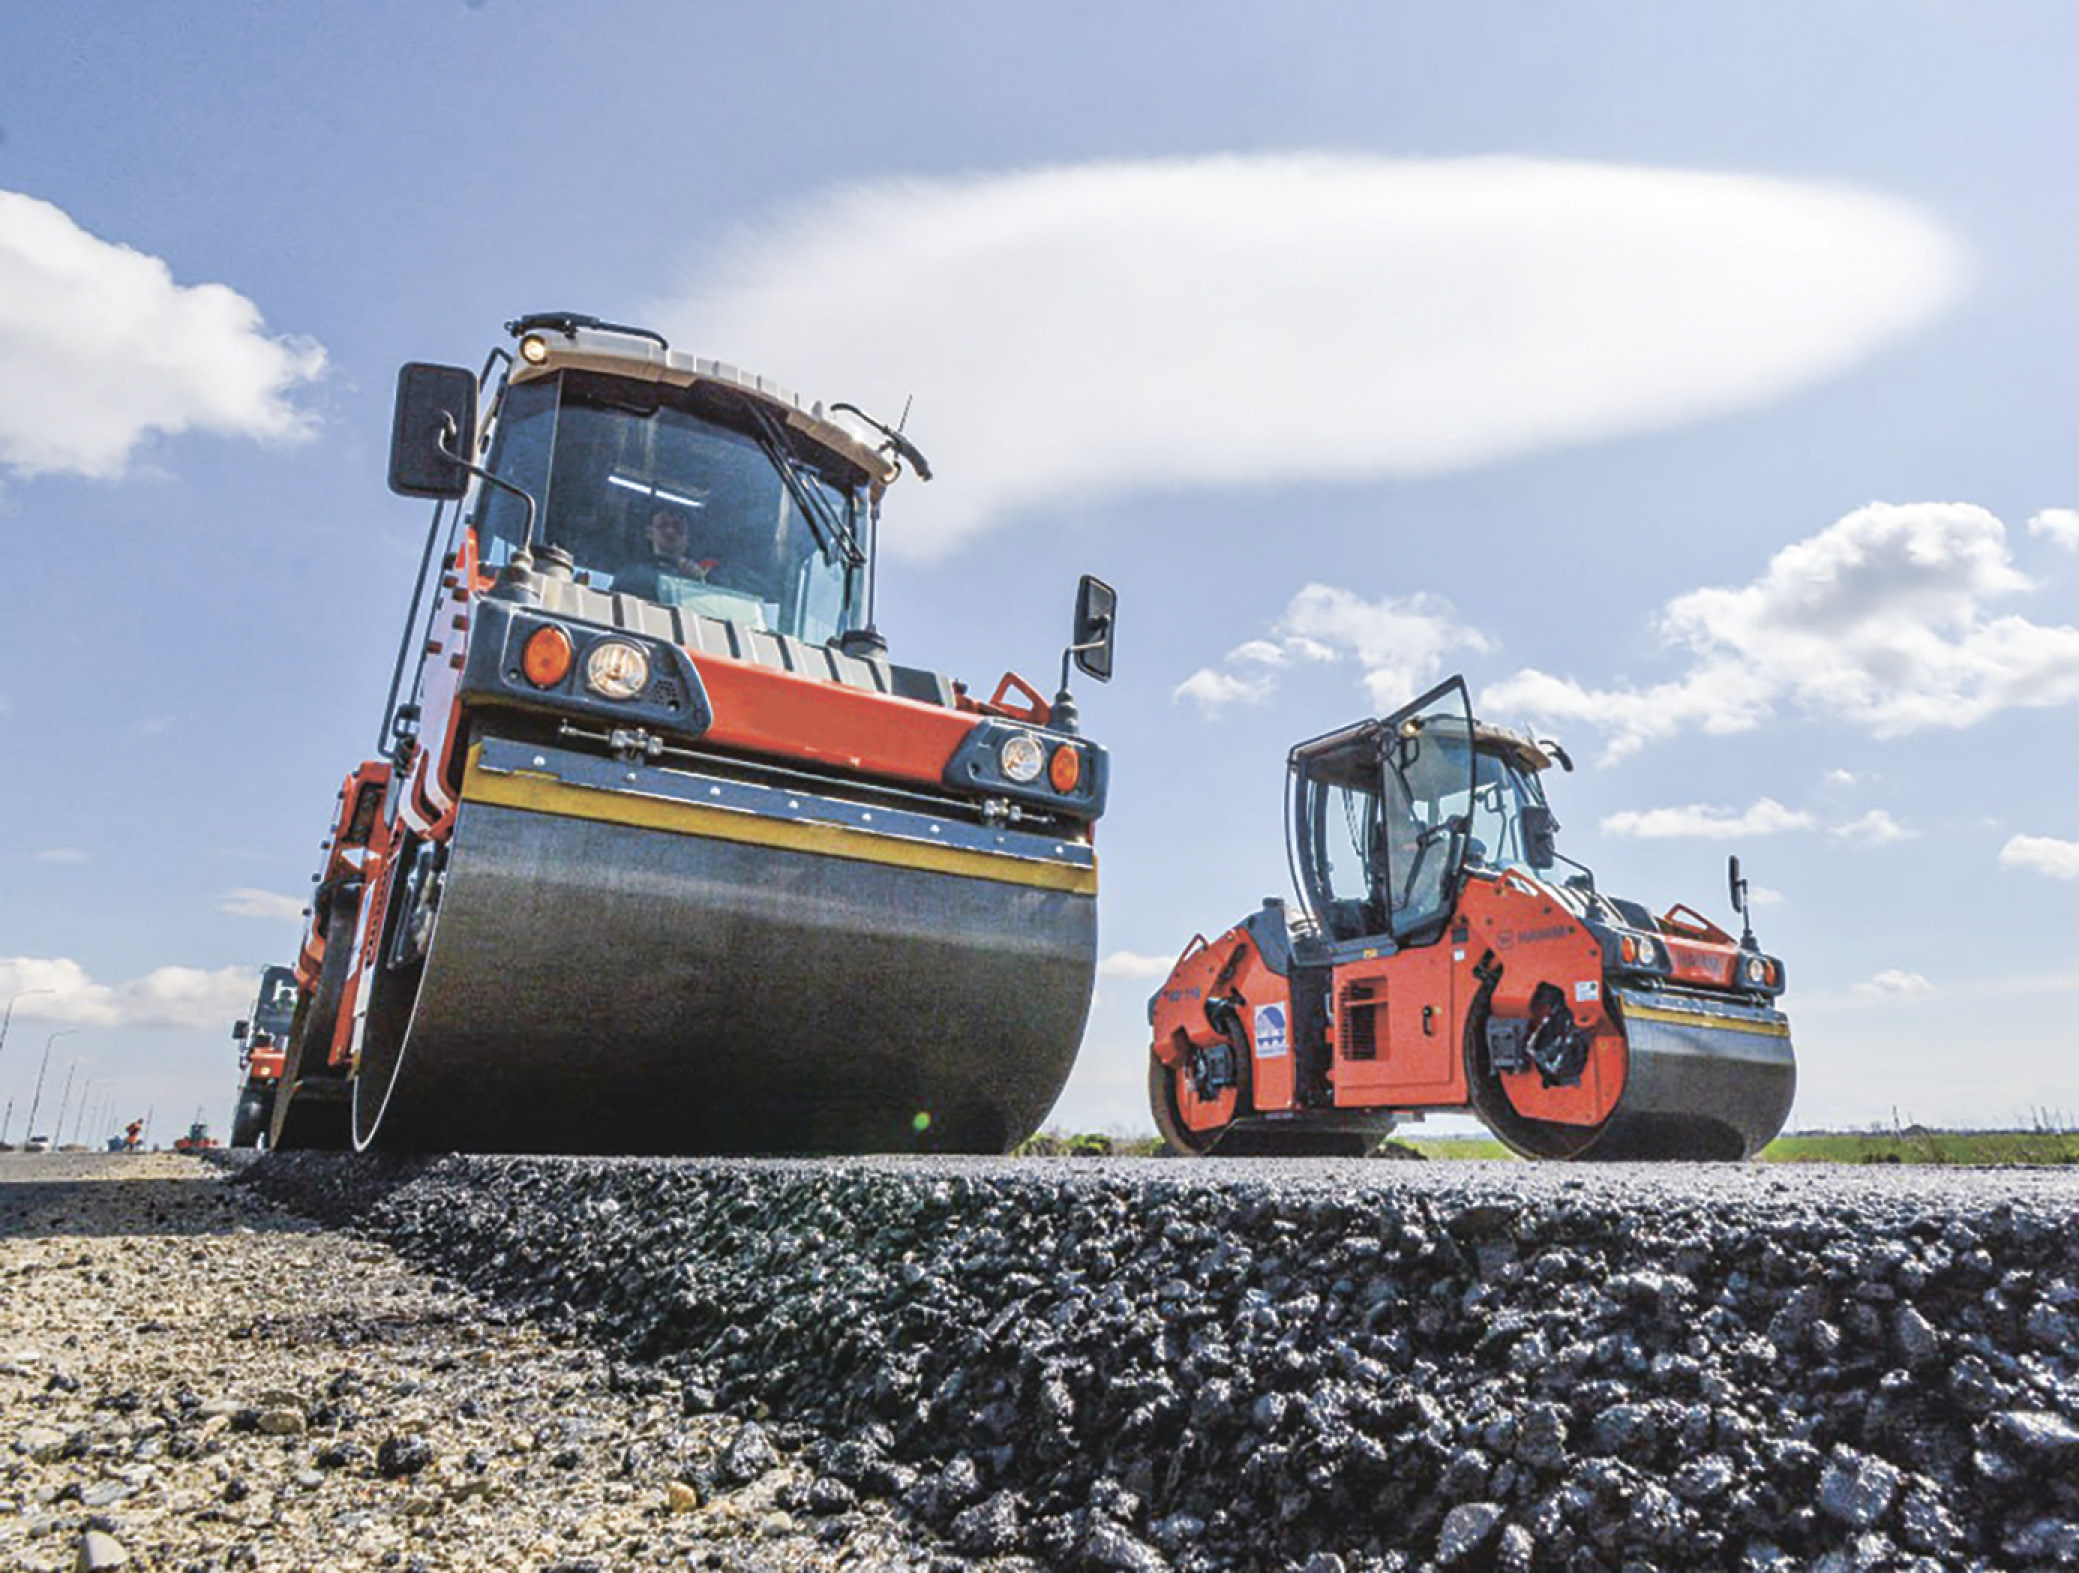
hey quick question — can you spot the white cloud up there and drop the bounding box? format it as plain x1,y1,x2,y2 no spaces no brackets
1823,769,1861,787
1745,884,1785,908
0,190,325,481
1598,798,1917,845
1600,798,1813,840
1832,809,1918,847
1999,833,2079,880
218,888,306,923
1855,969,1934,998
33,847,88,864
1486,502,2079,758
1097,950,1180,980
648,156,1961,561
2029,508,2079,550
0,956,252,1031
1177,583,1489,717
1172,665,1277,715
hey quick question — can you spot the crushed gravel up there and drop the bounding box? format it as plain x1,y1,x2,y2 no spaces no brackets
236,1153,2079,1571
0,1152,955,1572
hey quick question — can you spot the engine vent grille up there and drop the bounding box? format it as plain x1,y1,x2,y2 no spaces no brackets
1340,984,1380,1061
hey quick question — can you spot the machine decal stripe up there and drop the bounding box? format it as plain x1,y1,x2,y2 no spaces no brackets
1620,1000,1790,1039
462,753,1099,895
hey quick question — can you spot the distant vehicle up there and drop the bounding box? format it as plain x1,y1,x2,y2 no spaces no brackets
25,1135,50,1154
172,1121,218,1153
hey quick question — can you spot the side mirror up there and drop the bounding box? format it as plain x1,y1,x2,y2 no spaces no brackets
1522,804,1559,869
1728,853,1759,949
1070,575,1116,682
388,362,478,500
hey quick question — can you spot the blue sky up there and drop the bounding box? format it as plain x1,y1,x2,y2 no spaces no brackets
1,2,2075,1145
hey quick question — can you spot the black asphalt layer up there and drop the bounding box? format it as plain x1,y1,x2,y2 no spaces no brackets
237,1154,2079,1571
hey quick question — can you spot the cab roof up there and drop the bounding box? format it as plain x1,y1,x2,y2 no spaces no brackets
503,315,901,488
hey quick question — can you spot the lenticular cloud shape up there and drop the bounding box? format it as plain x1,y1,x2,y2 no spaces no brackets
651,155,1962,560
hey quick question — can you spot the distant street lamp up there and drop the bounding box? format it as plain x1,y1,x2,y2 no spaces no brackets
26,1029,81,1141
52,1061,82,1148
67,1078,95,1148
0,987,55,1065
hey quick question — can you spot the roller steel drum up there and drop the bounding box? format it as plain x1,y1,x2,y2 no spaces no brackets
352,738,1097,1154
1476,986,1796,1161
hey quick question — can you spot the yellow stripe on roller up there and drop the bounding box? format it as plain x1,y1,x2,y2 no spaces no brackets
1621,1000,1790,1038
461,750,1098,896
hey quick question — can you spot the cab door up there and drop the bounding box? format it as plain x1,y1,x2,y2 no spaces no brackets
1375,676,1476,946
1329,676,1476,1108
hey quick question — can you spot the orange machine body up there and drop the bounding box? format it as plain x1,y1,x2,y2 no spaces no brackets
1151,868,1650,1134
266,314,1116,1155
1149,675,1793,1160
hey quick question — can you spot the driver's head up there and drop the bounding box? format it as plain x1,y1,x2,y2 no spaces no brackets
649,507,689,553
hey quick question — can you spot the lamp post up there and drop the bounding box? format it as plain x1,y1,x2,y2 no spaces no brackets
67,1078,95,1148
0,988,55,1065
52,1061,82,1149
26,1029,81,1142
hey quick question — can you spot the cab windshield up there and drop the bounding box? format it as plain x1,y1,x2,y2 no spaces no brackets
475,370,870,645
1466,749,1556,875
252,967,298,1040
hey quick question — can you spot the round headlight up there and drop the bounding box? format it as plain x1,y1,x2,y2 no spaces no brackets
1745,956,1768,984
999,733,1045,783
584,640,651,700
519,334,549,365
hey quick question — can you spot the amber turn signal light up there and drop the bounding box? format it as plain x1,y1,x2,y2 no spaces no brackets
522,624,574,688
1048,744,1082,794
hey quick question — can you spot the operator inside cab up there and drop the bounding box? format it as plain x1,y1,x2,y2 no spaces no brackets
472,369,871,647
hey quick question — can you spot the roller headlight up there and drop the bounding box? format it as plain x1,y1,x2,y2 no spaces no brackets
1619,934,1660,968
519,334,549,365
584,639,651,700
999,733,1046,784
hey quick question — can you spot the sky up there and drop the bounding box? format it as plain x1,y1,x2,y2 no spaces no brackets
1,2,2075,1147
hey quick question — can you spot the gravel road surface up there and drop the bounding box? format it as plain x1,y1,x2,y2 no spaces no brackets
0,1151,948,1572
9,1149,2078,1569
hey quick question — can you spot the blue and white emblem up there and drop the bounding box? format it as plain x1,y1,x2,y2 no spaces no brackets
1253,1002,1290,1058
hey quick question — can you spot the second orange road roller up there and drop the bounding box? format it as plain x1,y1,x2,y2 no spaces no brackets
270,312,1115,1155
1149,676,1795,1159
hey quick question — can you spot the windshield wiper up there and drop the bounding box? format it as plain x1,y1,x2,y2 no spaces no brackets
736,398,865,569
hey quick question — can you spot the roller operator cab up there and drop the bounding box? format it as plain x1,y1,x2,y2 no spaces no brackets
270,312,1117,1156
227,963,296,1147
1149,676,1795,1160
